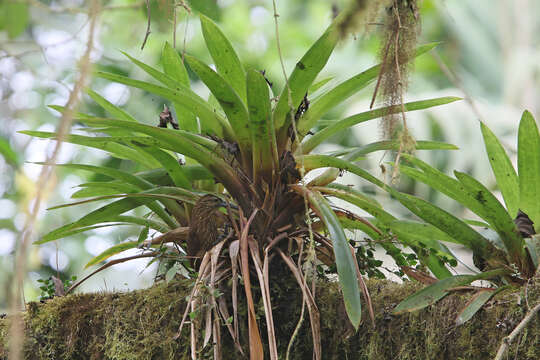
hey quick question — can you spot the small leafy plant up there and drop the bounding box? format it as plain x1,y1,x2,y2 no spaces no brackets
381,111,539,324
23,13,459,357
37,275,77,301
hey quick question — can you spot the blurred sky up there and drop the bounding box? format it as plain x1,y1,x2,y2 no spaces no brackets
0,0,539,307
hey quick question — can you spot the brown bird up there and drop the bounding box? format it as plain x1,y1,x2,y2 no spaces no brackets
188,195,231,267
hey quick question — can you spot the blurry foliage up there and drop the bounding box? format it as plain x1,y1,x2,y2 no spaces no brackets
0,0,29,39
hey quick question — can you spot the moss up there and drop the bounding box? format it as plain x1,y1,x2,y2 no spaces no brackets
0,277,538,359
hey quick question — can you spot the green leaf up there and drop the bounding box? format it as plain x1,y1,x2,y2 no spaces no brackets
130,142,191,189
454,171,529,273
75,119,220,167
297,42,439,136
122,51,181,89
75,118,247,204
137,226,149,246
333,216,382,240
246,69,274,181
273,22,339,142
455,288,506,325
301,97,461,154
314,184,392,222
62,197,175,240
86,89,137,122
398,155,492,223
314,184,421,272
303,155,493,260
480,122,519,217
165,263,180,283
32,162,178,230
200,14,246,100
394,275,475,314
301,154,387,189
111,215,168,232
38,224,130,240
136,166,212,184
393,192,492,259
95,71,233,139
386,221,454,279
525,235,540,269
71,131,218,154
309,77,334,94
38,198,156,244
387,220,460,245
305,189,361,329
162,42,198,133
44,216,168,240
0,136,20,166
20,131,160,169
323,183,381,207
393,269,508,314
71,182,139,199
343,140,458,160
117,49,202,135
161,42,189,85
185,55,250,156
48,104,89,119
49,187,198,211
1,1,28,38
32,162,155,189
187,0,220,21
85,241,139,268
518,110,540,228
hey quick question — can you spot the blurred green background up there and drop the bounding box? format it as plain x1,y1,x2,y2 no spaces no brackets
0,0,538,308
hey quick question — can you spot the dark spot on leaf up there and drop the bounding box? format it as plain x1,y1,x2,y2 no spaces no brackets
297,62,305,70
475,191,486,204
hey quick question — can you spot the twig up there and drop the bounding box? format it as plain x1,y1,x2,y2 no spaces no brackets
66,252,158,294
28,0,144,13
369,29,393,109
0,18,90,61
493,301,540,360
278,249,321,360
172,3,177,48
182,14,190,62
286,293,306,360
390,0,410,183
430,50,485,123
141,0,152,50
430,49,517,153
7,1,99,359
173,0,191,49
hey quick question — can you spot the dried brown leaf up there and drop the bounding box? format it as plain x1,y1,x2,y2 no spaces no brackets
250,241,278,359
277,249,321,360
239,210,263,359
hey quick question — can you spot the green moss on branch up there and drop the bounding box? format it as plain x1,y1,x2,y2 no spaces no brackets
0,278,538,359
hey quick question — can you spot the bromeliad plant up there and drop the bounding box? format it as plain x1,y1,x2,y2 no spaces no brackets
379,111,539,325
23,14,460,357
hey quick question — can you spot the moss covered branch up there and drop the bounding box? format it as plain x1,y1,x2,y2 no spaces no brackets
1,278,538,359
